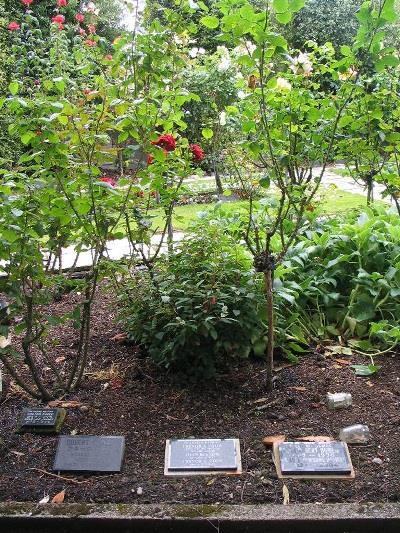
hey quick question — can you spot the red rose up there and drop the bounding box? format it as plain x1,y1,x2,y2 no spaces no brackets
79,27,86,36
88,24,96,34
151,134,176,152
136,191,144,198
84,39,97,47
100,176,116,187
104,54,113,61
75,13,85,23
22,0,33,5
146,154,154,165
35,130,41,136
57,0,68,6
52,14,65,24
8,21,20,31
57,23,65,30
150,191,157,198
190,143,204,162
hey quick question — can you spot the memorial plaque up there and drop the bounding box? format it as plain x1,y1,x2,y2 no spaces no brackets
276,441,353,478
165,438,241,475
53,436,125,473
17,408,66,434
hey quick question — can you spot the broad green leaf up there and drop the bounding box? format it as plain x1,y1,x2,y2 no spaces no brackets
273,0,289,12
381,0,397,22
202,128,213,139
9,81,19,95
200,15,219,29
21,132,34,145
276,11,292,24
57,115,69,126
351,364,380,376
375,55,399,72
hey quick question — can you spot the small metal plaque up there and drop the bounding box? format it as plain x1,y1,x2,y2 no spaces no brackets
278,441,352,475
165,439,241,475
53,436,125,473
20,408,59,427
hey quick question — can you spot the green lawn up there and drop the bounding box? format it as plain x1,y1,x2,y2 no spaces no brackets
149,188,385,231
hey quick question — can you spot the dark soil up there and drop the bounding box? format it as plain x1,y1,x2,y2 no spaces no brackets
0,289,399,505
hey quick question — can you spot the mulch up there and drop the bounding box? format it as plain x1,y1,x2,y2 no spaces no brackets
0,288,399,505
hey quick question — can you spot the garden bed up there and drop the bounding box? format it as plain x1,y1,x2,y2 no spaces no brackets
0,288,399,505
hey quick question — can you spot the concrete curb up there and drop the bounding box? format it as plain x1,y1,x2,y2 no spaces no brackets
0,502,399,532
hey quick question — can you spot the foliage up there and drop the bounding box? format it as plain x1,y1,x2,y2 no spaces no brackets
281,0,363,51
279,209,400,351
182,52,238,187
119,225,267,378
0,3,200,399
143,0,226,52
201,0,397,389
337,69,400,210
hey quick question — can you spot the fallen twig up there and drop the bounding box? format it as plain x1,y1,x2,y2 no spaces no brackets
29,468,88,485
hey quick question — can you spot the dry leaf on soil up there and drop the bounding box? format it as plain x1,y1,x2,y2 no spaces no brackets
274,363,296,372
110,333,127,343
335,358,352,366
282,484,290,505
289,386,307,392
262,435,286,447
10,451,25,457
51,490,65,503
48,400,82,408
298,436,334,442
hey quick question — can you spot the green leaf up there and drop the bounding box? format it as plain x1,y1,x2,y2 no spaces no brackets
273,0,288,12
381,0,397,22
200,15,219,29
276,11,292,24
351,364,380,377
9,81,19,95
375,55,399,72
21,132,34,145
340,45,352,57
259,176,270,188
57,115,69,126
202,128,214,139
53,77,66,92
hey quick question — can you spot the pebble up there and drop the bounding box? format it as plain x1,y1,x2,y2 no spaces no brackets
372,457,383,465
136,487,143,495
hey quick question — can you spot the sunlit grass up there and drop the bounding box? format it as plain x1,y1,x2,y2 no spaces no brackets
149,187,385,231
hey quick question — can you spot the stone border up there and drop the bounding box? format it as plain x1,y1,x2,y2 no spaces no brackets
0,502,399,532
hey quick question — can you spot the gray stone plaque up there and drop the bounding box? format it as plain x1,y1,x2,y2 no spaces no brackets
17,408,66,434
53,436,125,473
21,408,58,427
278,441,352,475
167,439,239,472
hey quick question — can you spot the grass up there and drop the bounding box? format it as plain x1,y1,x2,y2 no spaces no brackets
149,187,385,231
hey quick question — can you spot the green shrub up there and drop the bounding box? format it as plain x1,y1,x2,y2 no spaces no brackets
118,226,267,378
279,208,400,350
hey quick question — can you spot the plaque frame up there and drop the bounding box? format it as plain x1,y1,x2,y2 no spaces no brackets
273,441,355,480
164,438,242,476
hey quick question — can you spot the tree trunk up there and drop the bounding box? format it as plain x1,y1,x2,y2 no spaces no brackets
264,269,274,392
214,162,223,195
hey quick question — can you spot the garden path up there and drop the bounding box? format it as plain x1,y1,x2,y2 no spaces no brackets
187,164,391,203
